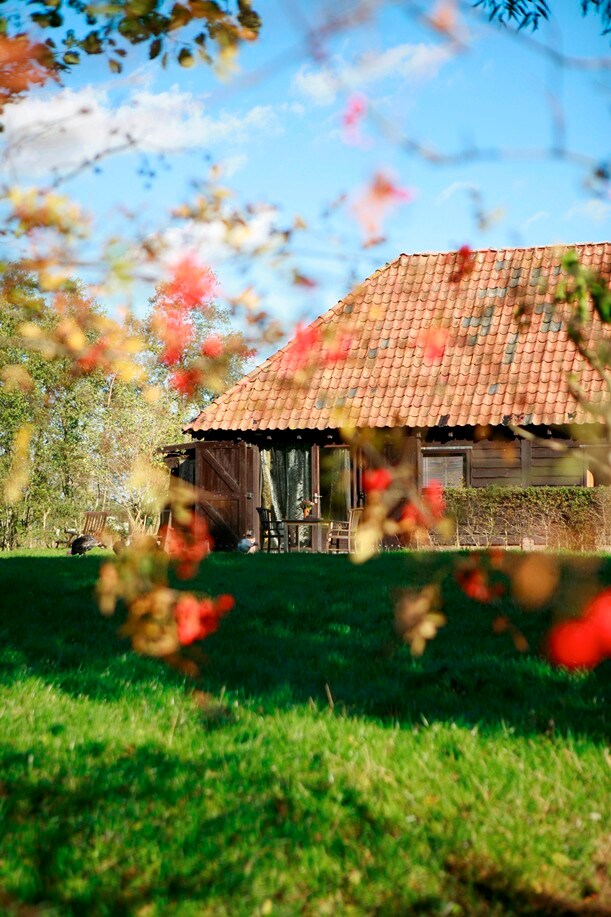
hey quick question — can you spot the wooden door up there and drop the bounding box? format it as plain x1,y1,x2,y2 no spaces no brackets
195,441,259,550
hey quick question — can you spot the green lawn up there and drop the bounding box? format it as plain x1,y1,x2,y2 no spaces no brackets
0,551,609,915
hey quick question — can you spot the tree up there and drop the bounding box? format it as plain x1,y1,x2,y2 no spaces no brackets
0,269,249,547
0,273,108,547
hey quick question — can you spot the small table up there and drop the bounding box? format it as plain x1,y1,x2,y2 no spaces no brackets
282,518,328,553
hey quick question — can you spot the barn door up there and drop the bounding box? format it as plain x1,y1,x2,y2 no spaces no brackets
196,441,259,550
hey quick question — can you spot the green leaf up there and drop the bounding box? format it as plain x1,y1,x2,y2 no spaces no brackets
81,31,103,55
149,37,162,59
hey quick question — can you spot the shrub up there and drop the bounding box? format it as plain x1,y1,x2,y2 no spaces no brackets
441,486,611,551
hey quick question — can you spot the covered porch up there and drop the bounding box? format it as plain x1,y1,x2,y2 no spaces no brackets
161,430,372,552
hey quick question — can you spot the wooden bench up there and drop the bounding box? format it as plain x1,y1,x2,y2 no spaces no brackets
55,511,109,549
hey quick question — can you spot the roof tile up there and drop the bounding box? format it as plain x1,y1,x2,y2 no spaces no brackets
186,243,611,434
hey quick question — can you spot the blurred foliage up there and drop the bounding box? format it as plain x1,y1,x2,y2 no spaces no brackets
474,0,611,36
0,0,261,79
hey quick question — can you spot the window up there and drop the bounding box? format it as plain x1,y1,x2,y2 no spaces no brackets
422,450,468,487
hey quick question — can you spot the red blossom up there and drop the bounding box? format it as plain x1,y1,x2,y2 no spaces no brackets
422,480,445,519
201,335,224,359
547,619,603,671
353,172,414,246
422,327,449,363
401,503,422,526
457,569,492,603
401,481,445,529
165,255,217,311
0,36,53,107
363,468,393,493
196,598,222,638
173,591,234,646
342,92,368,146
324,332,352,364
282,323,322,373
155,307,194,366
160,514,212,579
452,244,475,282
174,594,204,645
215,594,235,614
170,367,202,397
583,590,611,654
546,590,611,670
456,551,507,603
76,339,109,374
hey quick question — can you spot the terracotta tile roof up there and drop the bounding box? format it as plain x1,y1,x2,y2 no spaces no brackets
185,242,611,434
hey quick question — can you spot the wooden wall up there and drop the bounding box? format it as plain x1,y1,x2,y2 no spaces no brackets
421,431,586,488
185,425,590,494
471,439,522,486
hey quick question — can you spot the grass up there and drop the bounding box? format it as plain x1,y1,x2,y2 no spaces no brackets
0,550,609,916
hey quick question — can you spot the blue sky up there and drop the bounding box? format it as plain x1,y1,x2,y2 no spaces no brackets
2,0,610,328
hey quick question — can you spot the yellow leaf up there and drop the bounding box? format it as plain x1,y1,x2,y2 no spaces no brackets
1,365,33,392
352,521,380,564
4,424,34,504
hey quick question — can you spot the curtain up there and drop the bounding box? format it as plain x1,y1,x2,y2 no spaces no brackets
260,445,312,547
260,445,312,520
320,447,351,521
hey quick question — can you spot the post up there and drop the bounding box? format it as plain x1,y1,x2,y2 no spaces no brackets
520,440,532,487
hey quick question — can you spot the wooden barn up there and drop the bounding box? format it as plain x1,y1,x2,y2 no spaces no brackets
163,242,611,549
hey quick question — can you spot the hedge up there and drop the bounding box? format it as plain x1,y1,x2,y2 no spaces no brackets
440,486,611,550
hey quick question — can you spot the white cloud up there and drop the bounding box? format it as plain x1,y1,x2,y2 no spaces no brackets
216,154,248,178
564,199,611,223
1,84,283,177
154,207,283,268
293,42,453,105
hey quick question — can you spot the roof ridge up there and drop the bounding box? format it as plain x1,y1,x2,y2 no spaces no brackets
396,241,610,257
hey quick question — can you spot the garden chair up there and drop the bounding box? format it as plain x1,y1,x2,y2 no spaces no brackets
55,511,109,549
256,506,285,553
327,507,363,553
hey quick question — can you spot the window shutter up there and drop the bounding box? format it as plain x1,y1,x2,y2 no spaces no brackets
422,453,465,487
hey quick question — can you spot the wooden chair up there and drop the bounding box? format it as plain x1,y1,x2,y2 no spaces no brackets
327,507,363,553
256,507,285,553
55,511,109,549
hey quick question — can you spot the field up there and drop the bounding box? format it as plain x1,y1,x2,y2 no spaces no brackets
0,550,609,915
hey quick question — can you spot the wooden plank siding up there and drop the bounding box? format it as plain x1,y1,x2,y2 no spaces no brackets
420,436,585,488
471,439,522,487
530,442,586,486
